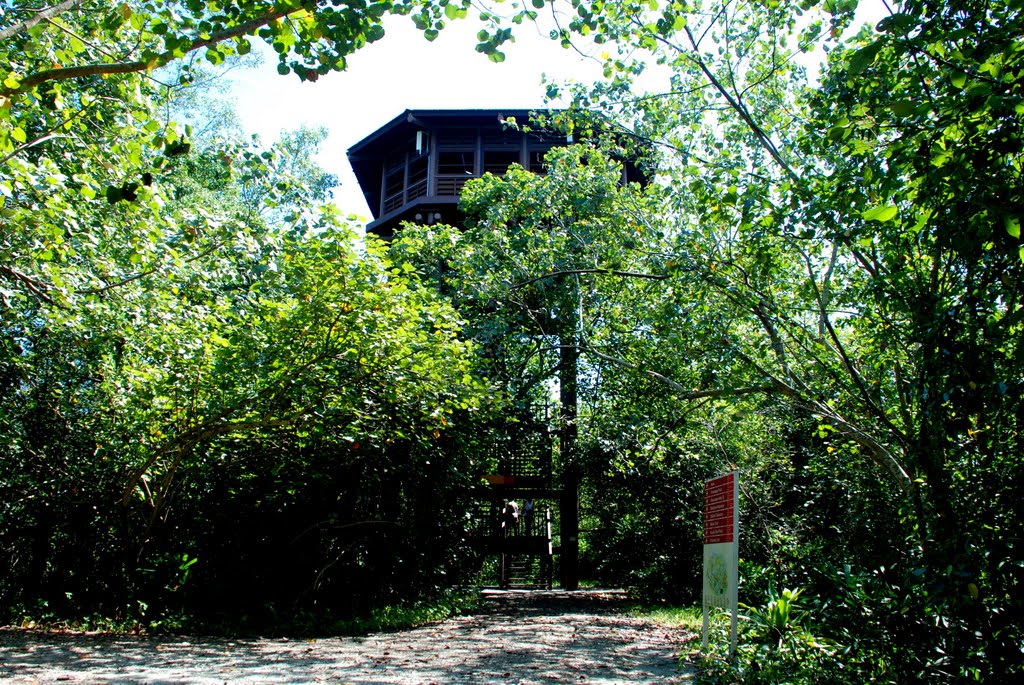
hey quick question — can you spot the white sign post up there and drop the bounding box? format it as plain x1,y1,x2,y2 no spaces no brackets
702,471,738,656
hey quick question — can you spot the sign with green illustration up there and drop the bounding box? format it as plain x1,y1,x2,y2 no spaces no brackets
702,471,738,655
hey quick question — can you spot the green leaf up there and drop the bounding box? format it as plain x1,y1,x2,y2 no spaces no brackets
861,204,899,222
1006,216,1021,239
876,13,917,36
848,40,884,75
889,99,915,117
205,47,224,65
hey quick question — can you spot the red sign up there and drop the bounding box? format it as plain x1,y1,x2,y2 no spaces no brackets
704,473,736,545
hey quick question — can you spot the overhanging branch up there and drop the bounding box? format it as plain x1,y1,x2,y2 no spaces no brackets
4,5,299,96
0,265,57,305
581,340,916,497
676,385,777,400
513,268,666,289
0,0,81,43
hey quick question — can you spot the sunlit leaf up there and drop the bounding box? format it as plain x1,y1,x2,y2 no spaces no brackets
861,204,899,222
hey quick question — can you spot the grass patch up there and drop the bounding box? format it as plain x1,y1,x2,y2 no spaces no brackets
330,588,482,635
626,603,703,632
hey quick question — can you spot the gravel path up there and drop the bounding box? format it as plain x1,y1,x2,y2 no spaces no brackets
0,590,696,684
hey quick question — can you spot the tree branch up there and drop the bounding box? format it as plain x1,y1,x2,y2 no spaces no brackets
512,268,666,289
78,242,224,295
725,340,915,496
0,0,81,43
0,264,56,305
676,385,777,400
582,336,917,497
578,342,689,394
121,411,304,508
1,103,93,165
812,408,915,496
4,5,299,96
680,26,801,183
799,247,910,448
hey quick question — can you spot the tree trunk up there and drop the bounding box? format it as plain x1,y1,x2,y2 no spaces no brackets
559,306,580,591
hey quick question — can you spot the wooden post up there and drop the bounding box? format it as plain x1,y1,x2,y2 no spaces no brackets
559,300,580,590
560,471,580,590
544,507,554,589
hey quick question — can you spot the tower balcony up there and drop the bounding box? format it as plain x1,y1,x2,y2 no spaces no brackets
347,109,568,238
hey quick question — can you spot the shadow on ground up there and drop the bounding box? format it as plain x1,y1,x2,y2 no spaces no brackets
0,590,696,684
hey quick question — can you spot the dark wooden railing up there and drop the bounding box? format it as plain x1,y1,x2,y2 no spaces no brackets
382,177,429,214
435,175,471,197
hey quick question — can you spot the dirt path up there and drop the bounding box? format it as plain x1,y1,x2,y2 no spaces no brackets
0,590,696,684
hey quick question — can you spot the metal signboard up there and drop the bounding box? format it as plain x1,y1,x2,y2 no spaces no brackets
702,470,738,655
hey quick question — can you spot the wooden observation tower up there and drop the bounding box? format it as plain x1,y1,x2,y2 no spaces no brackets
347,109,580,239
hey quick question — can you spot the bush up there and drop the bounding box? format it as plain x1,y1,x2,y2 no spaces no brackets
698,587,859,685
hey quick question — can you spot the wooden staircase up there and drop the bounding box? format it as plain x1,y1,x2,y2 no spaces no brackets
502,552,553,589
465,409,573,589
499,507,554,589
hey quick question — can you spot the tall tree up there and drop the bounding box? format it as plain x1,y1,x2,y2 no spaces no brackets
391,145,684,589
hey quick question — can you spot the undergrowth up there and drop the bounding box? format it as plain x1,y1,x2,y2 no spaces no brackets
6,588,483,638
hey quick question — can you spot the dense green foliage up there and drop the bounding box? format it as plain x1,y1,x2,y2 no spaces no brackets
522,0,1022,681
1,0,492,630
3,0,1023,682
393,0,1024,681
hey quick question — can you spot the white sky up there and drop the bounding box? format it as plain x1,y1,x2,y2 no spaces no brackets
227,14,607,219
